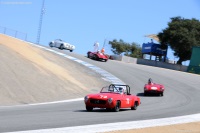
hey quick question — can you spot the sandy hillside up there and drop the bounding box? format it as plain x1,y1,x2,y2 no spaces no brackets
0,34,109,106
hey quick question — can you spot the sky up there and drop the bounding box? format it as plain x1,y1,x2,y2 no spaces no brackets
0,0,200,66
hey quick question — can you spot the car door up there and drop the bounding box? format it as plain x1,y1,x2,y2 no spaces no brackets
54,40,58,48
120,94,132,108
55,39,61,48
125,95,134,108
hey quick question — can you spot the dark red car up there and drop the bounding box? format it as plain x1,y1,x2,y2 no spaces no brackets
84,84,141,112
87,51,109,62
144,78,165,96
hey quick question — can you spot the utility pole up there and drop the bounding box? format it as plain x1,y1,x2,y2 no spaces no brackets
36,0,45,44
103,39,106,48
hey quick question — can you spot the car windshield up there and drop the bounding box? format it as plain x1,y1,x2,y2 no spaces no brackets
100,85,127,94
56,39,63,41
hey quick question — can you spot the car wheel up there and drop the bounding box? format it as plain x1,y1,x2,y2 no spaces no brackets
60,44,64,50
49,42,53,47
113,101,120,112
131,101,138,110
86,106,93,111
70,50,73,52
87,53,90,58
95,55,99,60
160,92,163,96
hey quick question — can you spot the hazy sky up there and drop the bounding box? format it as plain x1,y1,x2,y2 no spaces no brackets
0,0,200,65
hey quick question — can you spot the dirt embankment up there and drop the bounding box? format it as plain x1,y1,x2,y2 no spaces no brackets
0,34,109,105
105,122,200,133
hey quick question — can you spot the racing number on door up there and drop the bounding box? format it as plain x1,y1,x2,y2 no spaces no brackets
126,98,130,104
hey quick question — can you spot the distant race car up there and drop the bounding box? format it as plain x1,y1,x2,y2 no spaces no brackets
87,51,109,62
144,78,165,96
49,39,75,52
84,84,141,112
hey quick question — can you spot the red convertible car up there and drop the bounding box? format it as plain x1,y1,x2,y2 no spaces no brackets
87,51,109,62
144,78,165,96
84,84,141,112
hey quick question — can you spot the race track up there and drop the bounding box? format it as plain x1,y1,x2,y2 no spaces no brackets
0,47,200,132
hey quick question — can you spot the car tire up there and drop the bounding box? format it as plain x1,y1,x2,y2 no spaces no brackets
70,50,73,52
131,101,138,110
160,92,163,96
60,44,64,50
86,106,93,111
113,101,120,112
49,42,53,47
95,55,99,60
87,53,90,58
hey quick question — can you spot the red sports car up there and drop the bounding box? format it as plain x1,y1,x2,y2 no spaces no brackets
144,78,165,96
84,84,141,112
87,51,109,62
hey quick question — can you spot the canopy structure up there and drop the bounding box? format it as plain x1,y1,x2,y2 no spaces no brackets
143,34,168,61
145,34,160,42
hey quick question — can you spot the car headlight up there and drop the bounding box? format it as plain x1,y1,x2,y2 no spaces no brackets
108,98,113,104
160,88,164,91
84,96,89,102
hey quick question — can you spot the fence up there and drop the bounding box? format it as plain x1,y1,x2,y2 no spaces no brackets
0,26,27,41
110,55,188,72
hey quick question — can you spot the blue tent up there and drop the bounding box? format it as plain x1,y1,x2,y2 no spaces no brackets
142,42,167,61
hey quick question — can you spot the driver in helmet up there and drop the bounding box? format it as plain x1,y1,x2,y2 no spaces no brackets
118,87,127,94
148,78,154,85
118,87,123,93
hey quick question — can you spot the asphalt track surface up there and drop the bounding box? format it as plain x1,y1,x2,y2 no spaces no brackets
1,47,200,132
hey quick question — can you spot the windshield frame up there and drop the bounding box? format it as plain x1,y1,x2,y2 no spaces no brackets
100,86,120,93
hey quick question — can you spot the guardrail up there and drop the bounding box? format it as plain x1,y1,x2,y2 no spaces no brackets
110,55,188,72
0,26,27,41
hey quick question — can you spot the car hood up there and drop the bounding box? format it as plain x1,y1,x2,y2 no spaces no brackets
87,93,122,100
97,53,108,58
145,83,164,88
63,42,75,47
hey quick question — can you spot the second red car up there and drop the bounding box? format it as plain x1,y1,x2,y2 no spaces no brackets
144,78,165,96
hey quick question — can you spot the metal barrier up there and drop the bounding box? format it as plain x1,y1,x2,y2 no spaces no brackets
0,26,27,41
110,55,188,72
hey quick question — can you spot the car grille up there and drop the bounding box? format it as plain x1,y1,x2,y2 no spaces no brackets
149,90,158,93
90,99,106,104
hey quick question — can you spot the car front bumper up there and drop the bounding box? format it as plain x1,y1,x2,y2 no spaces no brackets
85,99,116,109
144,90,164,94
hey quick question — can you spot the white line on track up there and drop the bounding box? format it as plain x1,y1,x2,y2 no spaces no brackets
0,98,83,108
6,113,200,133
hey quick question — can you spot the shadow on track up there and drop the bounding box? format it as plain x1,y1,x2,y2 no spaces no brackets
137,93,162,97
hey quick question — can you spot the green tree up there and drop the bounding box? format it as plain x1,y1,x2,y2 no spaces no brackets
108,39,126,55
109,39,142,58
158,16,200,64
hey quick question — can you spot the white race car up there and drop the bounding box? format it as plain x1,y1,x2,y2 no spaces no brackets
49,39,75,52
